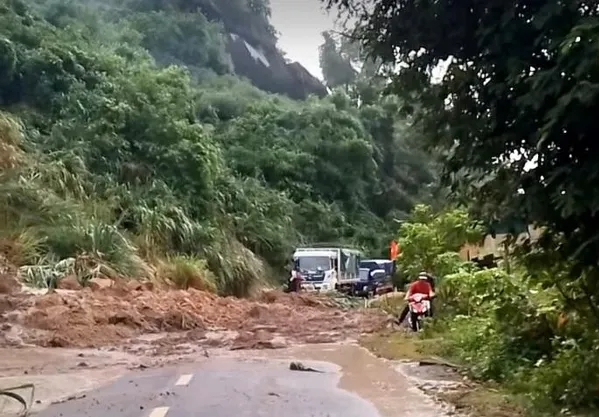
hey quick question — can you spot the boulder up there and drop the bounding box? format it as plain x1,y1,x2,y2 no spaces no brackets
88,277,113,291
0,274,20,294
57,276,82,290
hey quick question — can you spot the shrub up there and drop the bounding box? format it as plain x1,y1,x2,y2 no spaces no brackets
158,255,217,292
395,205,599,413
202,235,268,297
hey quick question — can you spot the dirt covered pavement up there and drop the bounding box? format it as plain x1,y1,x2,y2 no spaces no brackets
0,280,389,351
0,279,470,417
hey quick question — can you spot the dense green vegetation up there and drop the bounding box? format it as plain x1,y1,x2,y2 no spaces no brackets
0,0,437,294
393,206,598,415
325,0,599,413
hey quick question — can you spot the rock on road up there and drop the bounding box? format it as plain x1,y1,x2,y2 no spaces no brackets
2,344,451,417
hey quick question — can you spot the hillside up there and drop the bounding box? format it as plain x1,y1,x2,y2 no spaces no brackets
119,0,327,99
0,0,438,294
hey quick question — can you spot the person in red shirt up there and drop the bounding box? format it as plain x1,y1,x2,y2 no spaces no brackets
406,274,434,299
396,272,435,325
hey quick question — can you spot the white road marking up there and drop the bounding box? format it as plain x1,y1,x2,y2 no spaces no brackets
175,373,193,386
148,407,169,417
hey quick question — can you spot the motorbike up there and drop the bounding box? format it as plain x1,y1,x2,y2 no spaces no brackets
407,293,431,332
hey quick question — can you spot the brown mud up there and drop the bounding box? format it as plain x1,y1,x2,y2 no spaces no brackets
0,282,389,350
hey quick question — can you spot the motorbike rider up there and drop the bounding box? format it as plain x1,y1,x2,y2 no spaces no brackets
396,271,435,325
289,264,303,292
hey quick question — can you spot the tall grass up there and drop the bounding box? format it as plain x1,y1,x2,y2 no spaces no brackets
41,218,145,276
157,255,216,292
0,112,22,171
202,233,268,297
0,112,268,295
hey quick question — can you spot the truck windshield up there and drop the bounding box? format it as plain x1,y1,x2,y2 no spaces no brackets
360,261,380,270
359,268,370,281
298,256,330,271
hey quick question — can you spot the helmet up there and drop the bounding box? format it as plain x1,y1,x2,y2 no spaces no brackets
417,272,429,280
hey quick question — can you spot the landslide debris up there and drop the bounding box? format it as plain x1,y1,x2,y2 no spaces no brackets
0,283,388,349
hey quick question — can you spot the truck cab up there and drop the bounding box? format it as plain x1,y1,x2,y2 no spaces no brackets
292,247,361,292
358,259,394,295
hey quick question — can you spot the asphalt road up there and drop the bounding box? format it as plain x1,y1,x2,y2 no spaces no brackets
35,358,382,417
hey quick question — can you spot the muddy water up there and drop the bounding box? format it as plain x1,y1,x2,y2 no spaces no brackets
228,343,451,417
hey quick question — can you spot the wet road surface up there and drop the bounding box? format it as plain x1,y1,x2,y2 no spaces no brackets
35,358,382,417
1,343,450,417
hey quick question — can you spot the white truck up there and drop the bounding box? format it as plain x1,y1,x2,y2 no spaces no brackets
291,246,362,293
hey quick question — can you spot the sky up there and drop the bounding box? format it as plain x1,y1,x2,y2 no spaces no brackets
270,0,336,80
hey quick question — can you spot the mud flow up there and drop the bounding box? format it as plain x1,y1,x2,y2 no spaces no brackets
0,281,389,349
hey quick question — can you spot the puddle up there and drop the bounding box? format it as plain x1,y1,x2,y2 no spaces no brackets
118,336,464,416
229,342,458,417
191,357,382,417
133,333,167,342
397,362,463,385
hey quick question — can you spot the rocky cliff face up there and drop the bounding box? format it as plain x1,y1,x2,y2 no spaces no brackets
227,33,327,100
133,0,326,99
195,0,327,99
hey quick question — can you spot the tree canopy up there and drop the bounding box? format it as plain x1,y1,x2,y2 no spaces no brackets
325,0,599,277
323,1,599,411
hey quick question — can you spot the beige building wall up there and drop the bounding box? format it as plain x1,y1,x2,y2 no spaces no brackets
459,225,543,261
